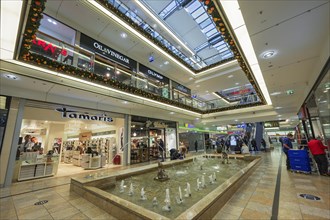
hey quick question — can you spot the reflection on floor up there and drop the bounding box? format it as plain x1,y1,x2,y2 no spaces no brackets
1,148,329,220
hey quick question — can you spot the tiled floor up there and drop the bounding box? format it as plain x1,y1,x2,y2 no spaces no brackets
1,148,329,220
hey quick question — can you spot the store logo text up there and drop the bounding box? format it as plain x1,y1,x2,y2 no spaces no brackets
32,39,67,56
56,108,113,122
93,42,129,64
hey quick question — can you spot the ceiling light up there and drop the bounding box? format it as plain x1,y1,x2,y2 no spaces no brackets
221,0,271,105
52,21,57,25
45,121,48,123
47,18,52,22
1,1,23,60
228,75,233,78
261,50,276,59
235,82,239,85
164,61,169,65
196,118,199,120
122,101,128,104
106,73,110,77
116,70,120,74
235,119,238,122
277,115,282,117
170,112,174,114
196,85,200,88
120,32,127,38
140,127,143,130
10,60,202,117
275,107,282,109
270,92,281,96
152,24,157,28
133,132,137,137
5,74,18,80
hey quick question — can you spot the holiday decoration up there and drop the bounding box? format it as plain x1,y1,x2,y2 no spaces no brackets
18,0,265,114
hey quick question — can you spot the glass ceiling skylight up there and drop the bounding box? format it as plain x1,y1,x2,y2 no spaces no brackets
184,0,234,64
108,0,206,70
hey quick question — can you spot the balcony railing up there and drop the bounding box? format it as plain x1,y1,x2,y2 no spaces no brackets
23,31,260,113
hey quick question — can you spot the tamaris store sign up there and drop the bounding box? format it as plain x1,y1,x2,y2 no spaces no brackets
32,38,68,56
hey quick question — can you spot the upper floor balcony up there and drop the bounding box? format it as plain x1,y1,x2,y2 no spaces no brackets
16,0,264,115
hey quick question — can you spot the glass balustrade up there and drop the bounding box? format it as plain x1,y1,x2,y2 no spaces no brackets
26,31,260,112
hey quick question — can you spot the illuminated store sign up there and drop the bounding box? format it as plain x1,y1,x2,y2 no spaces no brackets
139,64,169,83
32,39,68,56
172,81,191,95
56,108,113,122
79,33,137,71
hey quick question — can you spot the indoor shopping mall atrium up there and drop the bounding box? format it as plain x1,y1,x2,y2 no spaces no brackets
0,0,329,219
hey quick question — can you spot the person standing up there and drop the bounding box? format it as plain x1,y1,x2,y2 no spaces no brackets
194,140,198,152
158,139,165,162
251,138,257,151
282,133,294,170
308,137,329,176
22,135,33,152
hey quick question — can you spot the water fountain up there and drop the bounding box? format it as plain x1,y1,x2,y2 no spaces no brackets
128,182,134,196
184,182,191,197
119,180,125,193
162,188,171,212
71,154,261,219
140,187,147,200
154,161,170,181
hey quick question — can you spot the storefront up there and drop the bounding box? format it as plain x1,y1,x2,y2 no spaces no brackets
130,116,177,164
12,100,125,183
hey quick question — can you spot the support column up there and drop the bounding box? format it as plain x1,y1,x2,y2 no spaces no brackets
123,114,131,166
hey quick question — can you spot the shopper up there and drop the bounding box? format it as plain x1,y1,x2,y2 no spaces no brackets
282,133,294,170
158,139,165,162
241,143,250,154
261,138,266,151
22,135,33,152
308,137,329,176
194,140,198,152
251,138,257,151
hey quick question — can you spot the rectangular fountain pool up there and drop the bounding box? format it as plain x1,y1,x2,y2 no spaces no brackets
71,155,260,220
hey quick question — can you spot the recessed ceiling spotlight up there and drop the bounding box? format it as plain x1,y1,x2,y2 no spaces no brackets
261,50,276,59
122,101,128,104
5,74,18,80
106,73,110,77
45,121,48,123
189,77,193,80
52,21,57,25
170,112,174,114
235,119,238,122
120,32,127,38
116,70,120,74
275,107,282,109
152,24,157,28
228,75,234,78
235,82,239,85
196,85,200,88
164,61,169,65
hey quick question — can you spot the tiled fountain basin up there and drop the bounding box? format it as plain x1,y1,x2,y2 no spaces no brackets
71,155,261,220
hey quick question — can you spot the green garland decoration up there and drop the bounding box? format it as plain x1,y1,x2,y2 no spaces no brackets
20,0,46,59
18,0,263,114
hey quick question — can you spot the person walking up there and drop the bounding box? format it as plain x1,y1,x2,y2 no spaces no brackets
308,137,329,176
282,133,294,170
194,140,198,152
